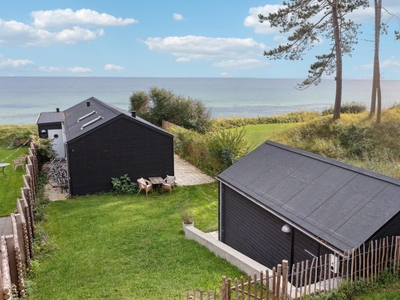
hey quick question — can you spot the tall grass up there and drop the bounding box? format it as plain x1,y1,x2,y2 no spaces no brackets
274,106,400,178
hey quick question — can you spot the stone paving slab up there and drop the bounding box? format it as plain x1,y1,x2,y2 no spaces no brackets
173,154,215,186
0,216,12,236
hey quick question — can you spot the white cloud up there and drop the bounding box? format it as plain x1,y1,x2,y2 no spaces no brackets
381,56,400,72
173,13,184,21
0,55,34,68
244,5,283,34
38,66,61,72
104,64,124,71
142,35,268,60
31,8,137,29
213,59,269,69
176,57,190,62
68,67,92,73
0,8,135,46
220,72,232,78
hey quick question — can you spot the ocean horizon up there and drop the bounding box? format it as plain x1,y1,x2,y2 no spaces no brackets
0,77,399,125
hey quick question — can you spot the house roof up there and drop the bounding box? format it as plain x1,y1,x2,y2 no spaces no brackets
217,141,400,251
37,97,173,141
36,111,64,124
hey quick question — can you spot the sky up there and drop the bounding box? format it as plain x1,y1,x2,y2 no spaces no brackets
0,0,399,79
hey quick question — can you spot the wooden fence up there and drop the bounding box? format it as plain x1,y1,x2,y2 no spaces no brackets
160,236,400,300
0,142,38,300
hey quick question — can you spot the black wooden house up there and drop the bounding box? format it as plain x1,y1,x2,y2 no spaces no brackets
37,97,174,196
217,141,400,270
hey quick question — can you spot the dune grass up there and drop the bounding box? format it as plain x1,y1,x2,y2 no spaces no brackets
29,183,243,299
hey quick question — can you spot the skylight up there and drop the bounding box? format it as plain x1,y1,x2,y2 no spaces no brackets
80,116,104,130
77,111,97,122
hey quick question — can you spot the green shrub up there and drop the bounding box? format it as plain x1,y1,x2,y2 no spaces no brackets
129,87,212,133
31,136,56,165
207,128,251,171
322,101,367,115
172,126,250,176
111,174,138,194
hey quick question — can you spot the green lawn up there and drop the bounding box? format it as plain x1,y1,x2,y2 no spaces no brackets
30,183,244,299
229,123,300,149
0,146,30,216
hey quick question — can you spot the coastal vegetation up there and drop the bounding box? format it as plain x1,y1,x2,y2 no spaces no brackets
129,87,212,133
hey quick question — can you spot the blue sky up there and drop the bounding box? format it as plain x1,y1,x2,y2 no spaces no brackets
0,0,399,79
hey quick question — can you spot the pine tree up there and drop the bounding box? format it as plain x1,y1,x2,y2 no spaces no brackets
259,0,368,120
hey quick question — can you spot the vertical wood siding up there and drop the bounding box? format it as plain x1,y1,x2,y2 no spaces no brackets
221,184,335,272
68,116,174,196
221,184,292,268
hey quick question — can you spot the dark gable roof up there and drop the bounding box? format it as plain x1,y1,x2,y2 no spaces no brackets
217,141,400,251
62,97,173,141
36,111,64,124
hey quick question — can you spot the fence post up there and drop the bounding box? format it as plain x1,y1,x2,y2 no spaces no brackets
281,260,288,300
1,236,12,300
221,276,226,300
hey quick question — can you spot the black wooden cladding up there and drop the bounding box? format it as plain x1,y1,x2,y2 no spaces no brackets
67,116,174,196
221,184,292,268
220,184,334,271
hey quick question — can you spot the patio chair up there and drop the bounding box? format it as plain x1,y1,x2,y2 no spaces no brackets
162,175,176,194
13,156,26,171
137,177,153,196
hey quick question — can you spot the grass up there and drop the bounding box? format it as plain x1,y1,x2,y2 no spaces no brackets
231,123,301,149
29,183,244,299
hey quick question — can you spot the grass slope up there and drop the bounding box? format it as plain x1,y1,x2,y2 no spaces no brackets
0,124,36,215
31,183,243,299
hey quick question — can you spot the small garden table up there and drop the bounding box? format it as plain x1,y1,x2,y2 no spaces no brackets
0,163,11,176
149,177,164,192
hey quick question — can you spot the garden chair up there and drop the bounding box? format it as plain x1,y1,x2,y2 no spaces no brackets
137,178,153,196
13,156,26,171
162,175,176,194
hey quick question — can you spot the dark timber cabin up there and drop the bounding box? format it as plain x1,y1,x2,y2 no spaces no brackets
36,97,174,196
217,141,400,272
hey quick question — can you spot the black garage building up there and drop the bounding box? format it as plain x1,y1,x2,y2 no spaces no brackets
217,141,400,270
37,97,174,196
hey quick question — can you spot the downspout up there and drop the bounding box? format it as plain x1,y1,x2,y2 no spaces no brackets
218,181,223,241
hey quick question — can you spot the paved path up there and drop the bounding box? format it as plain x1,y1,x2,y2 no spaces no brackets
174,154,215,186
0,216,12,236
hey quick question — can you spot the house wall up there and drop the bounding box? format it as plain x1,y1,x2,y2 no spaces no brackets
37,123,62,138
220,184,334,270
369,212,400,241
67,116,174,196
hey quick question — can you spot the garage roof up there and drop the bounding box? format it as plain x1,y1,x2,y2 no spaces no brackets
217,141,400,251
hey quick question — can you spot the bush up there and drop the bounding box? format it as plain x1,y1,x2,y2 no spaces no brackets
31,135,56,165
111,174,137,194
129,87,212,133
322,101,367,115
172,126,250,176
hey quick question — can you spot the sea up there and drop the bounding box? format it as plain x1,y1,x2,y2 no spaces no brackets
0,77,399,125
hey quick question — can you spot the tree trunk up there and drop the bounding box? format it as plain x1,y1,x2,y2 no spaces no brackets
332,0,343,120
370,0,382,120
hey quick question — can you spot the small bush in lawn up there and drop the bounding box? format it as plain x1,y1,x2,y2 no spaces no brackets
322,101,367,115
111,174,138,194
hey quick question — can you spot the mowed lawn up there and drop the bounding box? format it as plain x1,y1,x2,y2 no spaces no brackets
229,123,300,149
0,147,30,216
31,183,243,299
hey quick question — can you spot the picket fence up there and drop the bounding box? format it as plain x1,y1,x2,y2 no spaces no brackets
0,142,38,300
159,236,400,300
